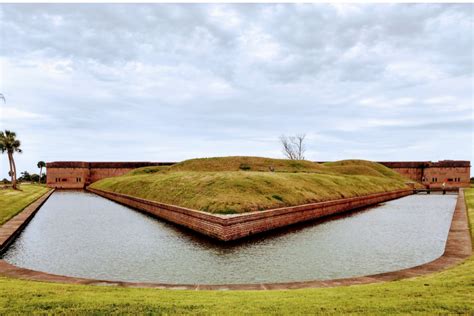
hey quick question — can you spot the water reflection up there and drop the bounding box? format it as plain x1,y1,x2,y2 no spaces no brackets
2,191,457,284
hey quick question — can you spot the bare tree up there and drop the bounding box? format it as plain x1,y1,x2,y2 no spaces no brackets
280,134,306,160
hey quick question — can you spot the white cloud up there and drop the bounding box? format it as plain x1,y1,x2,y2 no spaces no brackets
358,96,414,108
0,107,46,120
385,61,446,83
0,4,472,177
424,96,456,104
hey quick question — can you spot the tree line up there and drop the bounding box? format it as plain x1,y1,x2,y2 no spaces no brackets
0,130,46,189
1,128,308,190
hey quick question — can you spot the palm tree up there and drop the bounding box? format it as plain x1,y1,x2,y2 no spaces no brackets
0,130,22,189
37,161,46,183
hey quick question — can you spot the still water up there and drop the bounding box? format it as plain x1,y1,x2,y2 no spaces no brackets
2,191,457,284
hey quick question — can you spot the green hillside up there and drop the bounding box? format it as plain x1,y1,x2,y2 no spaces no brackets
90,157,410,214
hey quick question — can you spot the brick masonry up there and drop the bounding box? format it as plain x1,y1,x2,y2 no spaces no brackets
0,189,470,290
46,161,175,189
47,160,471,190
379,160,471,189
87,187,413,241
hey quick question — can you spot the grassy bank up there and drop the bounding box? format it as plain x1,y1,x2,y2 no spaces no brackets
91,157,409,214
465,188,474,241
0,184,50,225
0,185,472,314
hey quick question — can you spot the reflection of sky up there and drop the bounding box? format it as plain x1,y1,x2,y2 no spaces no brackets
0,4,472,178
2,191,458,284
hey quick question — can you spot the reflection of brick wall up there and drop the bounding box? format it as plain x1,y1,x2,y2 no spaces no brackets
46,162,174,189
379,161,471,189
88,187,411,241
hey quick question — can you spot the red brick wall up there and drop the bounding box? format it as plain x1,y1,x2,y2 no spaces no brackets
89,168,136,183
87,188,412,241
46,167,90,189
379,161,471,189
46,161,172,189
390,167,424,182
423,167,471,188
388,166,470,188
47,160,470,189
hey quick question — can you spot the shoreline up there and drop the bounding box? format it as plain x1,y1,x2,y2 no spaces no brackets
0,189,470,290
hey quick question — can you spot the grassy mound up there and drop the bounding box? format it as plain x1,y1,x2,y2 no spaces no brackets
90,157,411,214
322,160,404,178
167,156,325,173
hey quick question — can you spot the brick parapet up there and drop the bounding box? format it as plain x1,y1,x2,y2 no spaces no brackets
46,162,176,189
87,188,412,241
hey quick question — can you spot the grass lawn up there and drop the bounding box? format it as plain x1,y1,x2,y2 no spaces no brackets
0,184,50,225
0,186,472,314
91,157,409,214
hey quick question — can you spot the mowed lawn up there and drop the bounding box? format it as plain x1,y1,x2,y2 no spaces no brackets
0,187,472,314
0,184,50,225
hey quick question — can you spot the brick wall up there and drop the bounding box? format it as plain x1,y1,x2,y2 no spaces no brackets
46,162,173,189
87,187,412,241
47,160,471,189
46,167,90,189
379,161,470,189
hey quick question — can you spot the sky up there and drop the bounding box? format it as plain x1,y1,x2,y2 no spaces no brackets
0,3,473,178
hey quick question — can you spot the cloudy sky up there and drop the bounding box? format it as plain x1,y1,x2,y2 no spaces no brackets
0,4,473,178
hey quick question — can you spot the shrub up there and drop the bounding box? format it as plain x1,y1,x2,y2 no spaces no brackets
272,194,284,201
239,163,251,171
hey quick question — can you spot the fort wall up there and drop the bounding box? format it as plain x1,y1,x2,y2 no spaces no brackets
46,162,174,189
47,160,471,189
379,161,470,189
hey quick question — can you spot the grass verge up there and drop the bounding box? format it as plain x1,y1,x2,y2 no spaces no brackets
0,184,50,225
0,187,472,314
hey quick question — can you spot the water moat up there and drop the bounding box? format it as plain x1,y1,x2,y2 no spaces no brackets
1,191,457,284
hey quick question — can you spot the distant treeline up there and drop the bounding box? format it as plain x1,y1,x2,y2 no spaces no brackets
2,171,46,184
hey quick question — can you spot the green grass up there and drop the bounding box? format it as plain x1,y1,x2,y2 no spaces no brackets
0,185,472,314
167,156,327,172
465,188,474,242
0,184,50,225
91,157,409,214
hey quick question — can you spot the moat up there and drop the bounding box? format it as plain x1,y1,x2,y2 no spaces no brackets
1,191,457,284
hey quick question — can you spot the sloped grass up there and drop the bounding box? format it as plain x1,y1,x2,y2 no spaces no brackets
322,159,405,178
91,172,407,214
0,184,50,225
91,157,409,214
0,188,472,314
465,188,474,241
168,156,326,173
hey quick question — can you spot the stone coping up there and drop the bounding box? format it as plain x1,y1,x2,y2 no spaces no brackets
0,189,471,290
